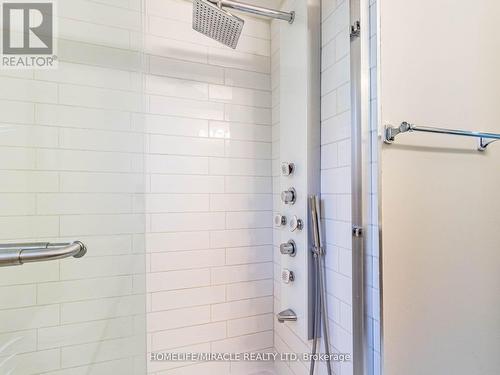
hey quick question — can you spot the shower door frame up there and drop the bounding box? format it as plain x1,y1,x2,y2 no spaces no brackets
350,0,377,374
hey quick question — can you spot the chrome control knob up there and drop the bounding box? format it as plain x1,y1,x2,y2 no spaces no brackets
274,214,287,227
280,240,296,257
281,188,296,205
281,162,295,176
282,269,295,284
289,216,303,232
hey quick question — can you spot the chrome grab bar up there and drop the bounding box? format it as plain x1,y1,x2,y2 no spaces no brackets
0,241,87,267
384,122,500,151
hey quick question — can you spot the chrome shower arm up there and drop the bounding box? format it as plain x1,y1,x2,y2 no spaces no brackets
207,0,295,23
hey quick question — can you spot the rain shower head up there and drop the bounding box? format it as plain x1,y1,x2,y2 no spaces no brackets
192,0,294,49
192,0,244,49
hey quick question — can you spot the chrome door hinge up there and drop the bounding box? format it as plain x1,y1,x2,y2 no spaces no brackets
352,225,363,237
350,21,361,40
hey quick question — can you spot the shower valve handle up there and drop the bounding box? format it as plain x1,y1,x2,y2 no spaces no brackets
280,240,296,257
281,188,296,205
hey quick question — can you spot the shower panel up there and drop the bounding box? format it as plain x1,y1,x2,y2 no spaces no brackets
275,0,321,344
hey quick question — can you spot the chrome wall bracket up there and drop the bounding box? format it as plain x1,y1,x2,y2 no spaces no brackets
384,121,500,151
384,121,412,144
478,137,500,151
350,20,361,40
352,225,363,238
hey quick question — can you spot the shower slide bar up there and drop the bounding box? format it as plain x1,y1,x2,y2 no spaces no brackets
384,121,500,151
205,0,295,23
0,241,87,267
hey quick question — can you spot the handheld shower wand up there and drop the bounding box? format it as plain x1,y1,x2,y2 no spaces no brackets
309,195,333,375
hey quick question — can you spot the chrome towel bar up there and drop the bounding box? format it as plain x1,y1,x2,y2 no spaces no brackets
0,241,87,267
384,122,500,151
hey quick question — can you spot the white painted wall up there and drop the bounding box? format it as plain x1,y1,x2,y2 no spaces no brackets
379,1,500,374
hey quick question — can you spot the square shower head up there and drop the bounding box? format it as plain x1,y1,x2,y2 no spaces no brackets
192,0,244,49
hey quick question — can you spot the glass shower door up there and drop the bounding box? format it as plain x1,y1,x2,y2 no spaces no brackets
0,1,147,374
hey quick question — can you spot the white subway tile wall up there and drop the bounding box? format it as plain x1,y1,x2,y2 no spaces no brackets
320,1,354,374
142,1,274,375
0,1,147,375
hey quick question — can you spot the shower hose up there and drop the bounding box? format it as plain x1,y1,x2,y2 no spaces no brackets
309,196,333,375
